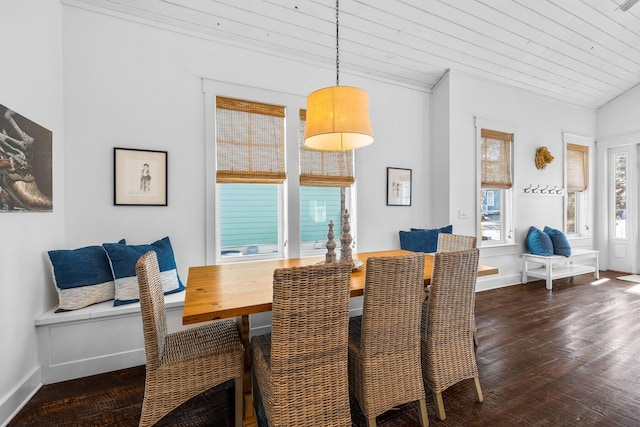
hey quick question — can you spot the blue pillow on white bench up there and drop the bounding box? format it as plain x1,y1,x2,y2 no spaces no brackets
525,226,554,256
48,239,125,312
544,226,572,257
103,236,185,306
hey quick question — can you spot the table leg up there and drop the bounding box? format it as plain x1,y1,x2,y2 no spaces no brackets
237,315,257,427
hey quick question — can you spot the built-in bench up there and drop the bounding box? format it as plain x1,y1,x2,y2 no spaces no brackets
35,291,185,384
521,249,599,290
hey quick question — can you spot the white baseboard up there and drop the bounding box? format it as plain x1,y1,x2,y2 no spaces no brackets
0,366,41,427
476,273,522,292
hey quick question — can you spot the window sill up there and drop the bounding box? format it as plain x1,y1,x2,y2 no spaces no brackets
567,235,592,242
480,242,517,249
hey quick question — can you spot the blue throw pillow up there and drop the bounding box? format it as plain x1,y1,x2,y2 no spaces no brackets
525,227,554,256
48,239,125,311
400,225,452,253
410,225,453,234
544,226,572,257
103,236,185,306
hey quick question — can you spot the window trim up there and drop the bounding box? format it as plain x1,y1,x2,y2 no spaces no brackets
475,117,516,247
204,81,300,264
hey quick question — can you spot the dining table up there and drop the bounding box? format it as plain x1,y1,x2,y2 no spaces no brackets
182,249,498,425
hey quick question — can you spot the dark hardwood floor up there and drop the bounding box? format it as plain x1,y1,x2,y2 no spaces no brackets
9,270,640,426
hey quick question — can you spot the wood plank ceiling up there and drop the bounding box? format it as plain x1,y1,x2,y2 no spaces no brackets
65,0,640,109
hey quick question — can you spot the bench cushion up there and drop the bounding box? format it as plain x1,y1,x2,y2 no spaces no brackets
47,240,125,312
103,236,185,306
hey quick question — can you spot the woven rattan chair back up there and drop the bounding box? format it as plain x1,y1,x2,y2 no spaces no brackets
253,260,353,427
421,248,483,420
349,253,429,427
361,254,425,356
435,233,480,346
137,251,167,371
136,251,244,427
437,233,477,252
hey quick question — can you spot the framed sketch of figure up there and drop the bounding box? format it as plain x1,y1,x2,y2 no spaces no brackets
114,147,167,206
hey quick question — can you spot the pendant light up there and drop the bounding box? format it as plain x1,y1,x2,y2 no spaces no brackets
303,0,374,151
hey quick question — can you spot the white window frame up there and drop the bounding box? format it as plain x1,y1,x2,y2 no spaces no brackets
203,79,356,264
563,133,592,238
475,117,516,247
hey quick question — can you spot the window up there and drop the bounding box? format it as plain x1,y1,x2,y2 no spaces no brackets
215,96,286,259
220,184,279,255
613,152,627,239
479,128,513,245
299,110,354,252
300,186,342,248
565,141,589,236
203,81,358,263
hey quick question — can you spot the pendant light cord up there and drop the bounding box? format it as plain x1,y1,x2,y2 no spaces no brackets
336,0,340,86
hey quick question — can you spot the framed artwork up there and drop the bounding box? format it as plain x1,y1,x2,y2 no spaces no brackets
114,147,167,206
0,104,53,212
387,167,412,206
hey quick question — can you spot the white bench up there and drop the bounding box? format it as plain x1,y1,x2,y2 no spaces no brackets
521,249,599,290
35,291,185,384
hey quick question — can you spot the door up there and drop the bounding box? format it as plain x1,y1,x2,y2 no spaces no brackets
608,145,638,273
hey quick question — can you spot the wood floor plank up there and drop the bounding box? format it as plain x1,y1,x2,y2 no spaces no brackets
8,271,640,426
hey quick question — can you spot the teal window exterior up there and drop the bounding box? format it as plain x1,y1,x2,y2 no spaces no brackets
220,184,278,249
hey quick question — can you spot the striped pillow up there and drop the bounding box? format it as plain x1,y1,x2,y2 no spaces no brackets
103,236,185,306
48,240,125,311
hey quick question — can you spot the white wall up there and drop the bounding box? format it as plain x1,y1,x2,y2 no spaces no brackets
597,83,640,140
595,83,640,272
429,73,451,227
0,1,64,424
440,70,597,288
61,5,430,274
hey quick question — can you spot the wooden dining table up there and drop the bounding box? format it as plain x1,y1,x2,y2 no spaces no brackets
182,249,498,425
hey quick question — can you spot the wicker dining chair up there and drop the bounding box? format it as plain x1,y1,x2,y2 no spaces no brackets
421,248,483,421
135,251,244,427
435,233,479,346
251,261,353,427
349,254,429,427
436,233,477,252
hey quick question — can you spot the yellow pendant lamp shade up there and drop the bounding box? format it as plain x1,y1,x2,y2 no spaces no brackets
304,85,374,151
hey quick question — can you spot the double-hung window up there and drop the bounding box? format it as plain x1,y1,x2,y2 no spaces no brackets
566,142,589,235
479,128,514,245
215,96,286,260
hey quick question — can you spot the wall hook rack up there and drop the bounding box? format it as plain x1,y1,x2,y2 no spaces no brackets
521,185,564,195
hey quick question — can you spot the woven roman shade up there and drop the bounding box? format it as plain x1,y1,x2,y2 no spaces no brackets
567,143,588,192
299,110,354,187
216,96,286,184
481,129,513,189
